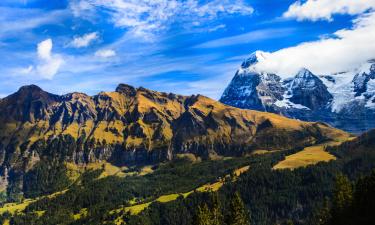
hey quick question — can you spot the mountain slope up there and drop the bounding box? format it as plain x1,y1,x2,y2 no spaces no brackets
220,52,375,133
0,84,349,199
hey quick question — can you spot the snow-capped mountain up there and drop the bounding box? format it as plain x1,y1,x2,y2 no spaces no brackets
220,51,375,134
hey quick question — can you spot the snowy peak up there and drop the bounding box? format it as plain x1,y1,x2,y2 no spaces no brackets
295,68,314,78
241,50,268,69
220,53,375,133
290,68,325,89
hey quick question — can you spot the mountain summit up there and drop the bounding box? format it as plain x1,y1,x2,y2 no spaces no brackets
220,52,375,133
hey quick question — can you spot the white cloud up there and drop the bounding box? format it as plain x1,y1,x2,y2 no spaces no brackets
70,0,253,40
95,49,116,58
0,8,67,39
70,0,94,17
195,28,294,48
208,24,226,32
19,65,34,74
38,39,53,60
283,0,375,21
34,39,63,79
69,32,98,48
253,12,375,77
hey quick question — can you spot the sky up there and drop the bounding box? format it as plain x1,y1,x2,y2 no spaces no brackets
0,0,374,99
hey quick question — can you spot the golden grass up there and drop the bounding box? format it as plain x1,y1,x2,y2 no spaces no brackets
73,208,88,220
92,121,124,144
0,199,35,215
125,202,152,215
62,122,80,139
251,150,280,155
273,143,337,170
0,188,68,216
138,166,154,176
66,162,126,180
156,194,181,203
196,181,224,192
234,165,250,176
35,210,45,217
176,153,201,162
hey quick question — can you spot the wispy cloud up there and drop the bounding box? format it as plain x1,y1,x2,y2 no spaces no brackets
208,24,226,32
195,28,295,48
0,7,67,39
70,0,254,40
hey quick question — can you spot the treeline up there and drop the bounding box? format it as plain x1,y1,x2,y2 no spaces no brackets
314,171,375,225
2,155,258,225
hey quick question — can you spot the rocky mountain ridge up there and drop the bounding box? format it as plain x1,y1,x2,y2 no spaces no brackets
220,51,375,133
0,84,348,171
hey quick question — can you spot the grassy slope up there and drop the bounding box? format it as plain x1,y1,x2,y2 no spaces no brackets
273,139,351,170
0,190,67,215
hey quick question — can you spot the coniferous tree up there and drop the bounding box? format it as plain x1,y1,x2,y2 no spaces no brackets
195,203,213,225
285,220,294,225
227,192,250,225
330,174,353,225
317,199,331,225
352,170,375,225
210,192,223,225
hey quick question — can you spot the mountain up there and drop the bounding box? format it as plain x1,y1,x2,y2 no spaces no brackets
220,51,375,134
0,84,349,200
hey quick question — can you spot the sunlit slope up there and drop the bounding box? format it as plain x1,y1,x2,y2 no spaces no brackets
0,84,350,170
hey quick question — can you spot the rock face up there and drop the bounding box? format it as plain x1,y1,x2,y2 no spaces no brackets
287,68,333,110
220,51,375,134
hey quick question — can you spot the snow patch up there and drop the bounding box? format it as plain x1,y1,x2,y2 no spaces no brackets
274,98,310,110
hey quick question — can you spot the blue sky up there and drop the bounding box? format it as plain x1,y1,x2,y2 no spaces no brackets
0,0,374,98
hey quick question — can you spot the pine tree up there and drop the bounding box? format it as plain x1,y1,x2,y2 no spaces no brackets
195,203,213,225
352,170,375,225
285,220,294,225
312,198,331,225
210,192,223,225
330,174,353,225
227,192,250,225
